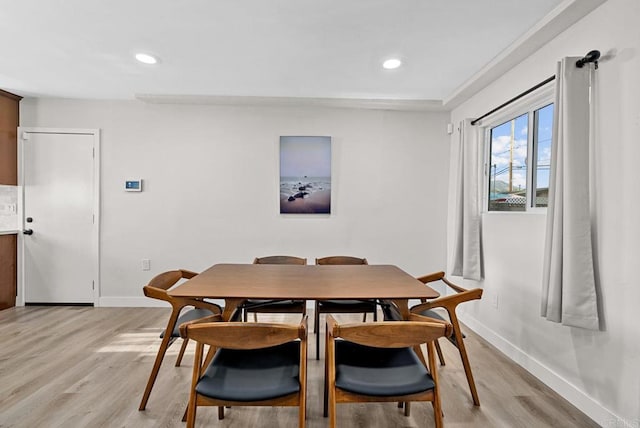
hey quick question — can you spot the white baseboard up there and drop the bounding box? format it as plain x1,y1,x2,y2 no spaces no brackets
98,296,169,307
459,313,627,428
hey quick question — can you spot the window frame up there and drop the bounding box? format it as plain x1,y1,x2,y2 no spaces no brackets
481,85,555,214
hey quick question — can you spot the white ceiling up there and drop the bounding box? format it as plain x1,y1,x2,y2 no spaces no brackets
0,0,603,107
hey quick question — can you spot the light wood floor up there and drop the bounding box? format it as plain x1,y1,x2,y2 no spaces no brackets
0,306,598,427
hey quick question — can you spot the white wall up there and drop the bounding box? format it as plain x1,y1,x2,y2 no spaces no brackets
449,0,639,425
19,99,450,304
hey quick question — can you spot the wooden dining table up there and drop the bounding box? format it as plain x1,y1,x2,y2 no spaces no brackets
168,263,440,321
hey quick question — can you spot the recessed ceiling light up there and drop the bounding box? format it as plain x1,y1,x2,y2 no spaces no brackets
135,53,158,64
383,58,402,70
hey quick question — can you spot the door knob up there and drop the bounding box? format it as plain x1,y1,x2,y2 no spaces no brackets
23,229,33,235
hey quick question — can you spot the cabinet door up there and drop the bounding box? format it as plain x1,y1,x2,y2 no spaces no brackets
0,91,20,310
0,235,16,309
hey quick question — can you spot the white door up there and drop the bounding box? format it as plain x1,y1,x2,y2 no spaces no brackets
21,129,99,304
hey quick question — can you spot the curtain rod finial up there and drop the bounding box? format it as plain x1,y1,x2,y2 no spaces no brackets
576,50,600,68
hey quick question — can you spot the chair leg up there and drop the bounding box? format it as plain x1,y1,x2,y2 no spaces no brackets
314,302,320,333
435,339,446,366
323,356,328,417
299,393,306,428
139,312,180,411
316,321,321,360
253,312,258,322
186,343,203,428
404,402,411,416
175,338,189,367
456,333,480,406
328,383,337,428
362,312,367,322
448,312,480,406
433,398,443,428
427,340,444,428
373,307,377,322
218,406,224,420
186,396,197,428
181,404,188,422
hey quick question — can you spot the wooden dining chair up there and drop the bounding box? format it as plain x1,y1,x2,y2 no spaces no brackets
324,314,452,428
138,269,223,411
314,256,377,359
410,271,483,406
242,255,307,322
180,316,308,427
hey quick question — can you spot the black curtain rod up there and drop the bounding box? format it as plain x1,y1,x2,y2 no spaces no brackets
470,50,600,126
470,75,555,125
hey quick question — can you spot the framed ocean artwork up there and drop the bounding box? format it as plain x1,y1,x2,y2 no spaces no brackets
279,136,331,214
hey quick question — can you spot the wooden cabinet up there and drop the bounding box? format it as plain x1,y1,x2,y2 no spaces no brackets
0,89,21,310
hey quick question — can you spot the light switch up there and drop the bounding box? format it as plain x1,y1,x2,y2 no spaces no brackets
142,259,151,271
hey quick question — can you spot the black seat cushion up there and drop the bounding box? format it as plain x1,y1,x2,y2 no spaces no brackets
416,309,446,322
334,340,434,397
317,299,376,312
161,308,214,338
196,341,301,402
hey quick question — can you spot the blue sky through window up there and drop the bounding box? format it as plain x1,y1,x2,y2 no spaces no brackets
489,103,554,211
535,103,554,190
490,113,528,197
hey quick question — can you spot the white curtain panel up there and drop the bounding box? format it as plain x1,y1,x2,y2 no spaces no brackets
541,57,599,330
450,119,483,281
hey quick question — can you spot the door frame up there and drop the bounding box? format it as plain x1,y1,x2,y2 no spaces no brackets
16,128,101,306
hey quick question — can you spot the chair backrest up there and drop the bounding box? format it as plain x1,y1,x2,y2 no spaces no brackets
315,256,368,265
415,271,483,308
181,317,308,350
143,269,198,303
181,316,308,426
328,313,451,348
254,255,307,265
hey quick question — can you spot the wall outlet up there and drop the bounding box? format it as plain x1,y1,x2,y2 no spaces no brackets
491,292,499,309
142,259,151,271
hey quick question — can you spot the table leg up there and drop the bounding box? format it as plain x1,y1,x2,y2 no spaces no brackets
222,298,244,321
390,298,410,320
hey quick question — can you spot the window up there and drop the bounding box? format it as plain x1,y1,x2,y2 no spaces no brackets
533,104,553,207
487,103,554,212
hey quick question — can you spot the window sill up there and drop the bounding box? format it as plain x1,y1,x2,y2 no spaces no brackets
482,210,546,216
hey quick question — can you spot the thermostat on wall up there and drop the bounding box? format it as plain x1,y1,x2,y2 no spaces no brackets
125,179,142,192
